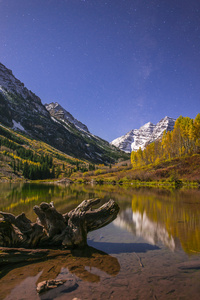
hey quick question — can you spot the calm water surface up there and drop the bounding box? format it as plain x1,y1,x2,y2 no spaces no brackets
0,183,200,300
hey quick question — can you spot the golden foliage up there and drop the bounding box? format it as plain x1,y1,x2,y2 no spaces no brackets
131,114,200,168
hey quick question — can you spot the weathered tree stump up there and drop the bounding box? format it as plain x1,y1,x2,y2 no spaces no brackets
0,198,119,248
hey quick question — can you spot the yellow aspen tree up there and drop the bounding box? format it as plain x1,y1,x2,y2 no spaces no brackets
131,151,138,167
137,148,144,167
194,113,200,152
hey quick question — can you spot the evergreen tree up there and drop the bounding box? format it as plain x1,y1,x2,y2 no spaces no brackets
56,165,61,178
51,165,56,178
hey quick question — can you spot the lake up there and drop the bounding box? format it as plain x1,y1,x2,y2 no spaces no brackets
0,183,200,300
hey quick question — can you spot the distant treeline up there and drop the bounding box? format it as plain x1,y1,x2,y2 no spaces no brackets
3,149,55,180
131,114,200,167
22,159,54,180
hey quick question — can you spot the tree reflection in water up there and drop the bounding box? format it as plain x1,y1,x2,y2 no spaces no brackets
114,191,200,254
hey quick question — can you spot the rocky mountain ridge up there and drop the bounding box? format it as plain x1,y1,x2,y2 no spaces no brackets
45,102,89,133
0,62,128,164
111,116,176,153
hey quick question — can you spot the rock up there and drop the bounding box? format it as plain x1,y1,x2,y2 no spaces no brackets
37,278,79,297
36,279,66,294
57,178,74,184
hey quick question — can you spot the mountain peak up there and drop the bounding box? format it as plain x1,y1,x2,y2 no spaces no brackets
0,62,41,104
142,121,153,127
111,117,176,153
45,102,89,133
139,121,155,132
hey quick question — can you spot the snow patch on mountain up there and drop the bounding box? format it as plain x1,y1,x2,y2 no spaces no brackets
111,116,176,153
12,120,25,131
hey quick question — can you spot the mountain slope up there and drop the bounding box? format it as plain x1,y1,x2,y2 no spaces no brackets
45,102,89,133
111,117,176,153
0,122,86,181
0,62,128,164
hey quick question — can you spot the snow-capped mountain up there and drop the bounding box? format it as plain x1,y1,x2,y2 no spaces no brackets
0,62,128,163
111,117,176,153
113,208,176,251
45,102,89,133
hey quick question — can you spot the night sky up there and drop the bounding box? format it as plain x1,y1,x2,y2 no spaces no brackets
1,0,200,141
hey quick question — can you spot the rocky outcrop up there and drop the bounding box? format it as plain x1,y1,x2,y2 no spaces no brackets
45,102,89,133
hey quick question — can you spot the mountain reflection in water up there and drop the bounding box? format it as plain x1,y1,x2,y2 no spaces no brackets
114,209,175,251
1,184,200,299
114,189,200,254
0,183,200,255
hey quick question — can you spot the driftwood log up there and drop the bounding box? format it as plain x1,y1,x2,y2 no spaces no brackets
0,198,119,248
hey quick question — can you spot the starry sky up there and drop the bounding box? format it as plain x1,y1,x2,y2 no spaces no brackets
0,0,200,142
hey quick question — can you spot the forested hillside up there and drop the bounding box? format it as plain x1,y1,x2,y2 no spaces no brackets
131,114,200,168
0,124,92,181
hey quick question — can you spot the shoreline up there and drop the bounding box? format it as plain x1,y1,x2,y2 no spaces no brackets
0,177,199,189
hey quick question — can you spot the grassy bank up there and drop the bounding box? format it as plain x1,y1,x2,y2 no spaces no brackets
71,154,200,188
